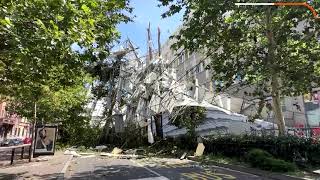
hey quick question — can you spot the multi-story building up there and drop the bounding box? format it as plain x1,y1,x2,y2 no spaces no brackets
0,102,31,140
161,33,319,129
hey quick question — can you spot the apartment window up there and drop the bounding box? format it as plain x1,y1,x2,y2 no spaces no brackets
18,128,21,136
14,128,17,136
199,62,204,72
178,53,184,65
195,64,200,73
174,59,178,67
184,50,189,61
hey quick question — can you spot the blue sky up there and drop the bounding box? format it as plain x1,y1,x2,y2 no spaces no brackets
118,0,183,56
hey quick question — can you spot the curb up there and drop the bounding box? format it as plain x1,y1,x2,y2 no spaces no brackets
57,155,73,180
201,161,303,180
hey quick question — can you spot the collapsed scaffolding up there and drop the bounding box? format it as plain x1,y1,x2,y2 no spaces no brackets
87,26,269,143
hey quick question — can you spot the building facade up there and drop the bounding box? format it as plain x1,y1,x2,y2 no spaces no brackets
0,102,31,140
161,34,319,128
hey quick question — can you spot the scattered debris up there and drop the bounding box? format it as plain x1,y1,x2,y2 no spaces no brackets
187,155,196,160
67,146,77,151
124,149,146,155
111,147,123,155
64,150,81,157
155,149,164,155
79,152,95,156
95,145,108,152
80,155,96,159
313,169,320,174
100,153,142,159
124,149,135,154
180,152,187,160
194,143,205,157
35,156,51,162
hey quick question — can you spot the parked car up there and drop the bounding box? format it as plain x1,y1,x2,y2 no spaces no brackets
2,138,23,146
23,137,32,144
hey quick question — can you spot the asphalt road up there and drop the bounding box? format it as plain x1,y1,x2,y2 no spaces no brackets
66,156,270,180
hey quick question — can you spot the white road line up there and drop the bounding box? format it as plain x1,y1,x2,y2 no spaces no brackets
130,177,170,180
130,159,169,180
57,155,73,180
204,165,259,177
60,155,73,174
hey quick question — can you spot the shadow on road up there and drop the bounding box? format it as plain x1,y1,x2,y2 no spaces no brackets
0,172,62,180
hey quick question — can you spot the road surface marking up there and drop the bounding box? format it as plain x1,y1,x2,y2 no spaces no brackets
205,165,259,177
182,172,222,180
202,171,236,180
130,176,169,180
130,159,169,179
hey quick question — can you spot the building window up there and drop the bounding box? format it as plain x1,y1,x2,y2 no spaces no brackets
184,50,189,61
22,128,24,137
199,62,204,72
195,64,200,73
18,128,21,136
178,53,184,65
14,128,17,136
174,59,178,67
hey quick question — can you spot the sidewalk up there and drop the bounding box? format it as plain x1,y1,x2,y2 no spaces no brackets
0,151,72,180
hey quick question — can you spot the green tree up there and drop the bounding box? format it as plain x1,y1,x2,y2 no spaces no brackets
86,52,125,143
170,106,206,137
160,0,320,135
0,0,131,121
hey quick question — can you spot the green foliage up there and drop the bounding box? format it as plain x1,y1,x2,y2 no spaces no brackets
160,0,320,94
246,149,296,172
203,135,320,165
202,153,239,165
0,0,131,122
101,123,149,148
59,116,102,148
160,0,320,135
170,106,206,137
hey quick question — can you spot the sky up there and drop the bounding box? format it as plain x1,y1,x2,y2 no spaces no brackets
117,0,184,56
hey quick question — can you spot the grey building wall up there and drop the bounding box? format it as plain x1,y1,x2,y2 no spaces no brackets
161,33,320,128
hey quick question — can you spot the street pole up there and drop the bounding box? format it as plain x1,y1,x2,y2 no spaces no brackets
157,27,163,138
29,102,36,162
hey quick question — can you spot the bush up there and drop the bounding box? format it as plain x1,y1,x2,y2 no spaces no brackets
58,122,102,148
246,149,296,172
246,149,272,167
203,134,320,165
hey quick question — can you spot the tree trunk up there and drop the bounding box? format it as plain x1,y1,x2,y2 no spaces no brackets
271,74,286,135
154,114,163,138
100,90,117,144
265,7,286,136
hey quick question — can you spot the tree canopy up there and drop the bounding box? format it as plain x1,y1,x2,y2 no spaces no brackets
0,0,131,122
170,106,206,137
160,0,320,134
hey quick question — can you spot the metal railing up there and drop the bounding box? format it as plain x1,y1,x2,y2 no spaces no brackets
0,144,31,165
248,127,320,138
